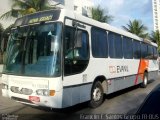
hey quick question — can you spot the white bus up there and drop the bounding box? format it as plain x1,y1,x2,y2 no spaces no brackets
1,9,159,108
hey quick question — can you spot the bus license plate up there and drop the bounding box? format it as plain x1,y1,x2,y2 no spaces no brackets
29,96,40,102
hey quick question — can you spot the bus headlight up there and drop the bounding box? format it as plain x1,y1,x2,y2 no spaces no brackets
36,89,49,96
36,89,55,96
1,83,8,90
43,90,49,96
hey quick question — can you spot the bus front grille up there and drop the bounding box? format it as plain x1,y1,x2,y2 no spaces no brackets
11,97,33,104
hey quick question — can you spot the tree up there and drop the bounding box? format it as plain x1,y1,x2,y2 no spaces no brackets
0,23,4,44
0,24,14,63
3,24,13,38
0,23,4,63
0,23,4,37
150,30,160,51
91,5,113,23
150,30,160,43
0,0,52,19
122,19,148,38
0,23,4,49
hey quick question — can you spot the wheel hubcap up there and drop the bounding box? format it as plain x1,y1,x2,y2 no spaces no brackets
144,76,147,85
93,87,101,102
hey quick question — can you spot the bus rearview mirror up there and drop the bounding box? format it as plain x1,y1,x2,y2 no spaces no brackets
75,30,82,48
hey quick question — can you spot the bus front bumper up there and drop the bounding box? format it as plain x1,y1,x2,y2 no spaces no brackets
1,88,63,109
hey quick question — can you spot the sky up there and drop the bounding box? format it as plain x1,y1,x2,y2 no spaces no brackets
0,0,15,28
0,0,154,33
93,0,153,32
0,0,15,29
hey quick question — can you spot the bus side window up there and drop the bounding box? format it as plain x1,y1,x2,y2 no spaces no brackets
108,32,115,58
91,27,108,58
123,37,133,59
108,32,123,59
147,45,154,59
153,47,158,59
133,40,141,59
114,34,123,58
64,26,89,75
141,43,148,59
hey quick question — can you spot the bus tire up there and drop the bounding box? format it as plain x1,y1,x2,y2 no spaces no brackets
89,81,104,108
140,72,148,88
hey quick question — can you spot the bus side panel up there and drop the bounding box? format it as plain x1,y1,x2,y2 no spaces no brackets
107,59,141,94
107,75,142,94
148,59,159,80
148,71,159,80
62,83,92,108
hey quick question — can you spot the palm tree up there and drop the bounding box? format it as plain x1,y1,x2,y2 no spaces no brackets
150,30,160,51
91,5,113,23
150,30,160,43
0,23,4,63
3,24,13,39
0,23,4,36
122,19,148,38
0,23,4,42
0,0,52,19
0,23,4,49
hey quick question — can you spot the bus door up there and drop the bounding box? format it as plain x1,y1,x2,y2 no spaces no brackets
62,18,90,107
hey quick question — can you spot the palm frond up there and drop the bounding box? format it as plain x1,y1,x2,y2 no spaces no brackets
1,0,53,20
91,5,113,23
122,19,148,38
0,23,4,33
0,10,13,20
12,0,29,9
122,26,130,32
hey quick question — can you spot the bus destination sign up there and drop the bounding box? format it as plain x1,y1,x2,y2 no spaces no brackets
28,15,53,24
14,9,61,27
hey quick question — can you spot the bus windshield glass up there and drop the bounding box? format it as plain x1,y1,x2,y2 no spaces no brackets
3,22,62,77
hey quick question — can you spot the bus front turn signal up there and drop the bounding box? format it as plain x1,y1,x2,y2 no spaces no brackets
50,90,55,96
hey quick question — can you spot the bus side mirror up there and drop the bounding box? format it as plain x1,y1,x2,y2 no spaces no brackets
75,30,82,48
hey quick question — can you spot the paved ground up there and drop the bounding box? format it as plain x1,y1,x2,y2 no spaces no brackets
0,75,160,120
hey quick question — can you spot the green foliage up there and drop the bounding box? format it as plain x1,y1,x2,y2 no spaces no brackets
0,23,4,41
3,24,13,38
0,0,53,19
122,19,148,38
91,5,113,23
0,23,4,34
150,30,160,51
0,23,3,63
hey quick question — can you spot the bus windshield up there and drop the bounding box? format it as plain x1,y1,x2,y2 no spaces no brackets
3,22,62,77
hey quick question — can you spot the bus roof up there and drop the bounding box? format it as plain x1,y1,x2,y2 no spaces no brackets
13,8,157,47
72,11,157,47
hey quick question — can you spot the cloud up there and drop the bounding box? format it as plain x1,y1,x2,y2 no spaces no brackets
141,0,152,15
93,0,153,32
94,0,124,14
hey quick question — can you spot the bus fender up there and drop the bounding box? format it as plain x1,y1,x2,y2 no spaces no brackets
92,76,107,94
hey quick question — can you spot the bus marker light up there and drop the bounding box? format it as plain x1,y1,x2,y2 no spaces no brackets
107,80,111,85
50,90,55,96
1,83,8,90
29,96,40,102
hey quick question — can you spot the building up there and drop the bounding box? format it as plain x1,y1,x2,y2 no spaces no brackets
74,0,93,17
0,0,94,28
48,0,93,17
152,0,160,31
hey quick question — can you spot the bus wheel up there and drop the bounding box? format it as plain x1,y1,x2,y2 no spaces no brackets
140,72,148,88
89,81,104,108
